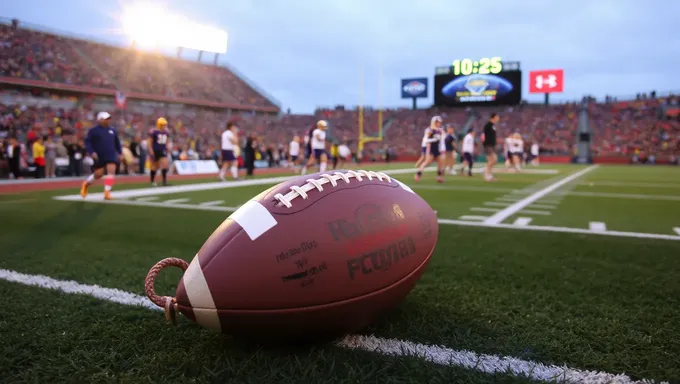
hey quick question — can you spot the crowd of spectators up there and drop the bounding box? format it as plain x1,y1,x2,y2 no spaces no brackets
0,19,276,109
0,18,678,179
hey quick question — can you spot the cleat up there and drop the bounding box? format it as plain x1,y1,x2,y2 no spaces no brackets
104,191,113,200
80,182,89,198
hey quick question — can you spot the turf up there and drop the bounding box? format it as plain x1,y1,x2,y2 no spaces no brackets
1,164,679,383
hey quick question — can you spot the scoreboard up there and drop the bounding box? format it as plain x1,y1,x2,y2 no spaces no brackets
434,59,522,107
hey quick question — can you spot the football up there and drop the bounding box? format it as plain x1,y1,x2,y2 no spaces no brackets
145,169,439,342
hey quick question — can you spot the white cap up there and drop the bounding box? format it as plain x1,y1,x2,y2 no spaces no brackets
97,111,111,121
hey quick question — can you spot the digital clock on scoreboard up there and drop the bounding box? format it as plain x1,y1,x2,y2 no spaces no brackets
434,58,521,107
452,57,503,76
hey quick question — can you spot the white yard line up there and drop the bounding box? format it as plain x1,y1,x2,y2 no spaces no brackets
520,210,552,216
470,207,501,213
560,191,680,201
52,181,680,242
0,268,663,384
163,198,190,204
136,196,159,202
200,200,225,207
513,217,532,226
589,222,607,232
484,202,511,207
484,166,598,225
437,219,680,242
53,168,430,201
580,181,680,189
459,215,487,221
497,196,525,202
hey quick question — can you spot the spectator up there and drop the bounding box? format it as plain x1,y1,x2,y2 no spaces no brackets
33,135,46,178
44,135,57,177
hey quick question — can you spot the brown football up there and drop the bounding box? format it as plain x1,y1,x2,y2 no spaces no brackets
174,169,438,341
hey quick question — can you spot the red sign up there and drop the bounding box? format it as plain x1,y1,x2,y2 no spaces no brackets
528,69,564,94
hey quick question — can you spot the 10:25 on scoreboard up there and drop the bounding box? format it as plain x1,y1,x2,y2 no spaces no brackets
452,57,503,76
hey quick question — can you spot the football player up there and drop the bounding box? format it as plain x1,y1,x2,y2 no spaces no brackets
301,120,328,175
414,126,429,169
148,117,170,186
504,135,513,169
80,111,121,200
219,122,239,181
511,132,524,171
415,116,445,183
482,113,499,181
443,125,457,175
461,128,475,176
288,135,301,170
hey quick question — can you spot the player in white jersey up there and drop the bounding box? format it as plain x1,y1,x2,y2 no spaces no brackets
288,136,301,169
415,115,445,183
414,127,430,168
301,120,328,175
219,122,239,181
510,133,524,171
337,142,351,169
529,141,540,166
460,128,476,176
504,135,514,169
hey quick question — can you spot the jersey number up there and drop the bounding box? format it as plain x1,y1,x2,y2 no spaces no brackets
157,134,168,145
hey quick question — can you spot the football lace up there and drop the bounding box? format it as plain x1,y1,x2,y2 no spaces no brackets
273,170,392,208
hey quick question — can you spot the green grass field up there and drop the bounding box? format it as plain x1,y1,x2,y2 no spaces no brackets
1,163,679,383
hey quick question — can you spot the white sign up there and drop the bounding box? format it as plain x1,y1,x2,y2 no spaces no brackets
174,160,220,175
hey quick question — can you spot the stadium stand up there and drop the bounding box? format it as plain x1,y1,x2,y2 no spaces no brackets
0,19,678,179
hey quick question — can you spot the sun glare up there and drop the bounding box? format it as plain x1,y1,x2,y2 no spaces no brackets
120,2,228,53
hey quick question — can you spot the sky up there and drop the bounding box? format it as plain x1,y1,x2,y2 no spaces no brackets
4,0,680,114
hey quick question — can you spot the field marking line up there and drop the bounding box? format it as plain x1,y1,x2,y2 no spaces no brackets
136,196,159,202
0,268,664,384
560,191,680,202
53,167,431,201
674,228,680,236
519,210,552,216
410,185,518,194
200,200,225,207
470,207,501,213
484,202,511,207
513,217,532,226
459,215,487,221
589,222,607,232
51,196,680,242
437,219,680,242
497,197,525,202
484,166,599,225
164,198,190,204
580,181,680,189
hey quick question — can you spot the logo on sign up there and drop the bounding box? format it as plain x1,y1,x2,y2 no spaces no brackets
403,81,426,96
529,69,564,94
534,74,557,89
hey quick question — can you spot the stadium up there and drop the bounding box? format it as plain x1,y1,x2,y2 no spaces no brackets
1,5,679,384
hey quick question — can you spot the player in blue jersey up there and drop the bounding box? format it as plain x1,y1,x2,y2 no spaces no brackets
148,117,170,186
80,111,122,200
443,125,458,175
415,115,445,183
